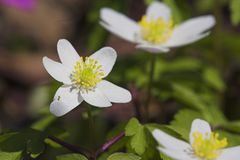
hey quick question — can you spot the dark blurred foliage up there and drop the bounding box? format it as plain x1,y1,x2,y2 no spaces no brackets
0,0,240,159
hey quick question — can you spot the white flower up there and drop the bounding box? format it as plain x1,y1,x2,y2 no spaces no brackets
153,119,240,160
43,39,132,117
100,1,216,53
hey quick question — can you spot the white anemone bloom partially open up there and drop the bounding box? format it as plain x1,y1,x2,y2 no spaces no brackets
153,119,240,160
43,39,132,116
100,1,216,53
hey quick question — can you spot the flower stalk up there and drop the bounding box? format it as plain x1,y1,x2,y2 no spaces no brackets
144,54,157,120
87,106,96,146
47,132,125,160
48,135,92,158
94,132,125,159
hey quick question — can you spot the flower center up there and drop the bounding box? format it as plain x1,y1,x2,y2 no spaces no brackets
192,132,228,160
138,16,174,44
71,57,104,91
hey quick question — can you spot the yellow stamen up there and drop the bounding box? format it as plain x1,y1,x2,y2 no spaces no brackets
192,131,228,160
138,15,174,44
71,57,104,91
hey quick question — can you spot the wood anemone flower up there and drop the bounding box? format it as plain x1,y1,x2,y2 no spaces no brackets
100,1,216,53
153,119,240,160
43,39,132,116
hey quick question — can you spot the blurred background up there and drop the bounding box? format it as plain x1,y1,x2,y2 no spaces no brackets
0,0,240,159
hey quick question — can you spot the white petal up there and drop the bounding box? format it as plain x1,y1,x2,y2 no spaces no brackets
164,32,210,47
136,43,170,53
164,15,215,47
172,15,215,38
42,56,72,84
153,129,191,151
89,47,117,77
57,39,80,70
218,146,240,160
190,119,211,145
158,148,198,160
80,88,111,107
100,8,140,42
50,85,83,116
146,1,171,21
100,22,140,43
97,80,132,103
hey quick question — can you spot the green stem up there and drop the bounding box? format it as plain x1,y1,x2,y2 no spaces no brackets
144,54,157,120
87,106,95,147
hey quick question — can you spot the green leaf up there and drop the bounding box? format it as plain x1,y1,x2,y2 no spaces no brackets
125,118,141,136
107,152,141,160
0,129,46,158
169,109,202,141
221,121,240,134
139,129,161,160
0,151,22,160
130,126,147,155
56,154,88,160
125,118,148,155
172,83,205,110
0,133,17,143
202,67,225,91
230,0,240,25
201,106,227,125
26,131,46,158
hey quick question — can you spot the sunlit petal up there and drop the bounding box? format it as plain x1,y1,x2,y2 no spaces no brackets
97,80,132,103
100,8,140,42
57,39,80,70
80,88,111,107
89,47,117,77
146,1,171,21
42,56,72,84
190,119,212,145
